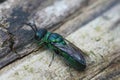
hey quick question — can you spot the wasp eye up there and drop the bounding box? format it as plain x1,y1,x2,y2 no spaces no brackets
35,32,41,40
34,29,47,40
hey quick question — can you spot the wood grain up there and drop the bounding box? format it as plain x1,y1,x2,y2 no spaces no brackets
0,0,120,80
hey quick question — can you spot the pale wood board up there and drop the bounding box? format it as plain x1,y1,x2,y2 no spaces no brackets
0,0,120,80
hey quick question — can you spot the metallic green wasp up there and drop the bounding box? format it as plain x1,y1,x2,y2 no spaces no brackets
25,23,86,71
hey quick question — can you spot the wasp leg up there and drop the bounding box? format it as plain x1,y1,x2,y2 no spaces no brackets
38,42,44,46
63,59,74,79
12,47,17,53
47,45,59,67
49,52,55,67
11,47,23,58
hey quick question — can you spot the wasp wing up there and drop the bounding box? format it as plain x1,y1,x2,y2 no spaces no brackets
51,39,86,67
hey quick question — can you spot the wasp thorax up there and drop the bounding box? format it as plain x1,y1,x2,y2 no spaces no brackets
35,28,47,40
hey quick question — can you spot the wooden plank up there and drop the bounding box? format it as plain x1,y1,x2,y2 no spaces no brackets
0,0,88,69
66,4,120,79
55,0,119,36
0,1,120,80
0,0,117,69
0,0,57,69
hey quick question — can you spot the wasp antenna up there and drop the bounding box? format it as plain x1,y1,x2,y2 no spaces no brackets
32,23,38,32
24,22,38,33
29,20,38,32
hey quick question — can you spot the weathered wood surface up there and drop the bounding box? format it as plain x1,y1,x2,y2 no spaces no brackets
0,0,89,69
0,0,120,80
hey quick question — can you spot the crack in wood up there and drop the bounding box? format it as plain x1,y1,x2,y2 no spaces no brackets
88,54,120,80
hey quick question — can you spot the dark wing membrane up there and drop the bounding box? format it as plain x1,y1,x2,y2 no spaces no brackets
51,39,86,66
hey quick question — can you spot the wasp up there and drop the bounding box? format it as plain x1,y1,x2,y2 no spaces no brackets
25,22,86,71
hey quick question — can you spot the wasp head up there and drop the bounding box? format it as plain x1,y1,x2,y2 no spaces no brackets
24,22,47,41
35,28,47,41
